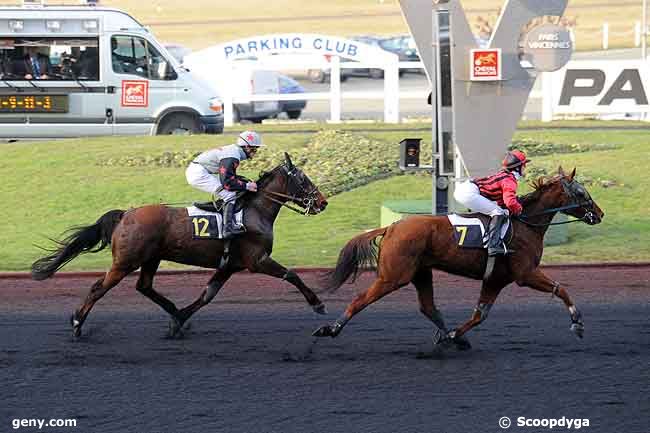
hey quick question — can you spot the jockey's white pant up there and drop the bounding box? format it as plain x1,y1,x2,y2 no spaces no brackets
454,180,508,217
185,163,236,202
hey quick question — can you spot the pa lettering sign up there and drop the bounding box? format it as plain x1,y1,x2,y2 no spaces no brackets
552,60,649,114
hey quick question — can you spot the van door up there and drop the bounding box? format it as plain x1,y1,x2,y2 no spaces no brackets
106,34,178,135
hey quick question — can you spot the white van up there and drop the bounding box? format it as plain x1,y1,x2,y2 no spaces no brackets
183,54,280,123
0,3,224,138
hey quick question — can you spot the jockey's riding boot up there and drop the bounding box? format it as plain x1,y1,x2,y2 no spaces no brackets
487,214,510,256
222,201,245,239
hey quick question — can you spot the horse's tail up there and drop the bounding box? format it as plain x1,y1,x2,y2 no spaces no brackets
31,209,125,281
321,226,388,292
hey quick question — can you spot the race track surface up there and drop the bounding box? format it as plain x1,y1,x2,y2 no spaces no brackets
1,266,648,433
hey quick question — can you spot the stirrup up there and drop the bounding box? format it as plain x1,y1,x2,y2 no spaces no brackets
488,243,514,256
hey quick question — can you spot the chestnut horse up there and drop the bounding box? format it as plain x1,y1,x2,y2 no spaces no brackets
32,153,329,338
314,167,604,349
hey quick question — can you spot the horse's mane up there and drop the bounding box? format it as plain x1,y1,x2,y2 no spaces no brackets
255,163,286,189
239,163,287,205
518,175,563,207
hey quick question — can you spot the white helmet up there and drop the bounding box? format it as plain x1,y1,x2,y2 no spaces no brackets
237,131,264,147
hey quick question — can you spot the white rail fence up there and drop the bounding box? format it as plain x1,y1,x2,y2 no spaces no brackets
602,21,648,50
223,59,420,126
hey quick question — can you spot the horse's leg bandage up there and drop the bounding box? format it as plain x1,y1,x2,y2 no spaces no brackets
473,302,493,324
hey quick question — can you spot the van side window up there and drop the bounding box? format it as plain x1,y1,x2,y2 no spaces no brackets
0,37,99,81
111,36,176,80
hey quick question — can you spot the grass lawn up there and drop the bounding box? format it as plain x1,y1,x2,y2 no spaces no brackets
1,121,649,271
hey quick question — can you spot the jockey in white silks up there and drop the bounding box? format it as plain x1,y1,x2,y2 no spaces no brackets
185,130,264,238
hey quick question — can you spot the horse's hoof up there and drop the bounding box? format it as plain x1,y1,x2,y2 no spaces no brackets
452,335,472,351
312,303,327,315
312,325,333,338
70,315,82,339
168,318,184,338
570,322,584,339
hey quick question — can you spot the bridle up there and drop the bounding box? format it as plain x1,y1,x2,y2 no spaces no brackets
515,177,597,227
259,164,321,215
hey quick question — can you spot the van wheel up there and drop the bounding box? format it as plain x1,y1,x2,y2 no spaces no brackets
286,110,301,119
232,107,241,124
308,69,326,83
157,113,201,135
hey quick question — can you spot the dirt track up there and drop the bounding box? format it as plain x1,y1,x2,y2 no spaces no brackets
1,266,649,433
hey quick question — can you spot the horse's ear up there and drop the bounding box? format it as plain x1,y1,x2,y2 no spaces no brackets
284,152,294,169
570,167,576,180
558,166,565,176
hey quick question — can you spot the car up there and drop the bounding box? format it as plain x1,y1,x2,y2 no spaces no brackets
278,74,306,119
348,35,386,79
379,35,422,74
183,54,281,124
347,35,422,78
305,54,351,83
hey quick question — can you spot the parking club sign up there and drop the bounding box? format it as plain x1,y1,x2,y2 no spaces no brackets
470,48,502,81
121,80,149,107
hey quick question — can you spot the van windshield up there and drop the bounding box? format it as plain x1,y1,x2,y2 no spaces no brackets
0,37,100,81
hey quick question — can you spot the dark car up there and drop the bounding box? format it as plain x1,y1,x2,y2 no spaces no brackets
278,74,306,119
379,35,421,73
348,35,422,78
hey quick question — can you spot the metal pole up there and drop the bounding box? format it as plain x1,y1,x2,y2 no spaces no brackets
641,0,648,61
431,9,438,215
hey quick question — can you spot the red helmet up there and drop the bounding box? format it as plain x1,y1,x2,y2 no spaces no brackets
502,150,531,171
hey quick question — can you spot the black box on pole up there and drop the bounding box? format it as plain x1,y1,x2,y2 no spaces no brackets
399,138,421,170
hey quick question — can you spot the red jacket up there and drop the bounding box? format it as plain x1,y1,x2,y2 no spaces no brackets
472,170,523,215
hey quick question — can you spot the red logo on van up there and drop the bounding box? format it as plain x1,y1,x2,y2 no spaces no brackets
470,49,502,81
121,80,149,107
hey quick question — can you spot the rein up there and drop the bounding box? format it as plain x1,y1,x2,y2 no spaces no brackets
260,190,313,215
514,212,588,227
515,178,594,227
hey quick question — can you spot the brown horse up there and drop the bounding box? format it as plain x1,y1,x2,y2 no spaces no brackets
314,167,604,349
32,153,329,338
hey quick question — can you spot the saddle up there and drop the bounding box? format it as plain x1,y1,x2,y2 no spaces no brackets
193,200,223,213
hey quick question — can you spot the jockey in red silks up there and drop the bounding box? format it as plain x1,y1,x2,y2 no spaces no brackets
453,150,531,256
